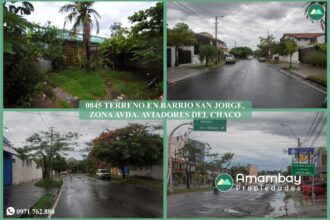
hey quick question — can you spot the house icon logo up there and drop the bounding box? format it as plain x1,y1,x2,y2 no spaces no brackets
308,3,325,21
215,173,234,192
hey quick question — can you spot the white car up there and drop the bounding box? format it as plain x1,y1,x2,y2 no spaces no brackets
96,169,111,180
225,54,236,64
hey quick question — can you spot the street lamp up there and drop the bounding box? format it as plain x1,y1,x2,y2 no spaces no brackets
280,123,301,147
280,123,301,163
168,122,193,193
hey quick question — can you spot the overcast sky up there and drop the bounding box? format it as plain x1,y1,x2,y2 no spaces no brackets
21,1,157,37
167,1,325,49
4,112,163,160
168,112,327,171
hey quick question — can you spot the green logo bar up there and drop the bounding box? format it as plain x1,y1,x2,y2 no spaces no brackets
308,3,325,21
215,173,234,192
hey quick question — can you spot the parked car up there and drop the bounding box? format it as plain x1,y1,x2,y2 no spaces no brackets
258,57,266,62
225,54,236,64
302,182,326,197
96,169,111,180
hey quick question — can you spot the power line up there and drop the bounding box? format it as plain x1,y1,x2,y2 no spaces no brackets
38,112,50,130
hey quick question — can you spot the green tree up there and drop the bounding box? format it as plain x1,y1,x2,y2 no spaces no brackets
177,143,202,189
278,39,298,68
128,2,163,77
59,1,101,69
21,130,80,179
53,154,67,176
230,46,253,59
229,165,248,179
167,23,197,66
92,124,163,178
199,44,218,67
257,34,276,58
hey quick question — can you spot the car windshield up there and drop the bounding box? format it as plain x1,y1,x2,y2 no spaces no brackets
100,170,108,173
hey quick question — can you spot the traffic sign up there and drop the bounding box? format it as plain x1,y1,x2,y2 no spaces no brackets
288,147,314,155
291,164,315,176
193,119,226,131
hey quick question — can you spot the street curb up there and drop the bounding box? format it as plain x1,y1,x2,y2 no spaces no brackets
167,63,225,86
266,63,327,93
48,179,65,218
167,68,210,86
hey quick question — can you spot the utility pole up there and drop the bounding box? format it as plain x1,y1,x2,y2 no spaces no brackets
215,16,219,43
267,31,270,60
50,126,54,179
234,41,237,48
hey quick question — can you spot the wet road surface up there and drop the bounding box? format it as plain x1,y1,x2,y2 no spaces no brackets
52,175,162,218
168,190,275,217
168,60,326,108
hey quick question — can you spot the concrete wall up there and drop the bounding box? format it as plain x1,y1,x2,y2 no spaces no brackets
12,156,42,185
317,35,325,44
129,165,163,180
167,46,204,67
279,51,300,63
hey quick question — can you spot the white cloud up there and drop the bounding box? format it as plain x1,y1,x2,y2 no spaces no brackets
22,1,157,37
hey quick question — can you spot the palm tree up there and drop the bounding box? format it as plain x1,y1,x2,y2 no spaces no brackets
59,1,101,68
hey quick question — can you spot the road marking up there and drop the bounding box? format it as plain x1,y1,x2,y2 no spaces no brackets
48,179,65,218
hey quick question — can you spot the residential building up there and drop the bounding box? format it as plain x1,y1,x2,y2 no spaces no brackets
313,147,327,180
278,32,325,63
195,32,227,50
167,32,227,67
3,137,42,186
247,164,258,176
281,33,325,48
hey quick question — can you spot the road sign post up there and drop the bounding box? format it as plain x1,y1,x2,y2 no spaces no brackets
193,119,227,131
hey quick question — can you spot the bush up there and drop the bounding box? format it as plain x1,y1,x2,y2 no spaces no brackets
304,51,326,67
4,43,52,107
35,179,63,188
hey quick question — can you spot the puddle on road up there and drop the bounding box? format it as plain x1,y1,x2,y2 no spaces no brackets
222,208,244,214
266,192,286,217
266,191,298,217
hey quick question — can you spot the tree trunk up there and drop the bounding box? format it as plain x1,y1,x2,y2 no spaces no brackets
83,24,91,70
205,57,208,67
186,162,190,189
121,167,126,179
290,54,292,68
175,46,179,66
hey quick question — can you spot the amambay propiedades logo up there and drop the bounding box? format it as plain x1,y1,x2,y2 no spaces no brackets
215,173,301,192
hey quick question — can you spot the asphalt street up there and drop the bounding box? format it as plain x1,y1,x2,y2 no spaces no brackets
168,60,326,108
52,175,162,218
168,190,276,217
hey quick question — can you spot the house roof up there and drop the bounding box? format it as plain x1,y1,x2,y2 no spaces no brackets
195,32,227,47
60,31,106,44
3,137,19,155
282,33,325,39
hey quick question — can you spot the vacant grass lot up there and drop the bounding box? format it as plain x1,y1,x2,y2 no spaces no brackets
52,68,107,100
104,70,160,100
52,68,160,100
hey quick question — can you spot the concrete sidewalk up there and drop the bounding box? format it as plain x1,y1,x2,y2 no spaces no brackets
167,64,211,84
4,180,58,218
275,62,326,79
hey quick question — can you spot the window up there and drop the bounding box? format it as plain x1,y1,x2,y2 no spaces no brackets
12,158,15,163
